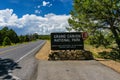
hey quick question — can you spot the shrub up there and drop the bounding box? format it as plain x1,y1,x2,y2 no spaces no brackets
2,37,11,46
98,48,120,60
109,49,120,60
98,51,110,59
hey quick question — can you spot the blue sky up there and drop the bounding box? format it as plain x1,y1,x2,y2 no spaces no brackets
0,0,73,35
0,0,72,17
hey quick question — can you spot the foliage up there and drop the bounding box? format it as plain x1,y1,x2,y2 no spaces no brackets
33,33,39,40
98,48,120,60
0,27,19,45
69,0,120,49
2,37,11,46
24,35,30,42
109,48,120,60
98,51,110,59
85,43,120,60
19,33,40,43
0,27,9,45
7,29,19,43
19,35,25,43
0,31,2,45
19,33,47,42
89,31,114,48
0,27,49,47
0,27,43,46
39,35,50,40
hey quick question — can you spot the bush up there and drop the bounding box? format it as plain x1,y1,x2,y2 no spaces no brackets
98,51,110,59
98,48,120,60
109,49,120,60
2,37,11,46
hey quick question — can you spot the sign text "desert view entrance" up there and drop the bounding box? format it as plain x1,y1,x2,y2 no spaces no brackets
51,32,84,50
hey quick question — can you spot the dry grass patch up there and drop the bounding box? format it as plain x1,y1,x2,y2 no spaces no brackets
35,41,50,60
85,44,111,56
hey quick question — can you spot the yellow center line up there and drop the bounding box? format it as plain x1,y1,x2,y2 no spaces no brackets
0,44,27,55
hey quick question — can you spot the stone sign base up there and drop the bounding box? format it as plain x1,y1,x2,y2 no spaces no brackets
48,50,94,60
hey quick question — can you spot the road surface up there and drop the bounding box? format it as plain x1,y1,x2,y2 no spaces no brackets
0,40,45,61
37,60,120,80
0,40,46,80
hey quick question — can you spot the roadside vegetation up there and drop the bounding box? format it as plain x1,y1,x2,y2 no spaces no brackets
0,27,50,47
68,0,120,61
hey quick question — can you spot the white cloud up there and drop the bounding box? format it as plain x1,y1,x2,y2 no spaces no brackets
0,9,70,35
34,5,42,9
42,1,50,6
34,1,52,11
35,10,41,14
0,9,21,28
37,5,41,8
48,4,52,7
42,1,52,7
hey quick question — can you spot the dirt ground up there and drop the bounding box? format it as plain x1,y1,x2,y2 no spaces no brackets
35,41,50,60
35,41,120,73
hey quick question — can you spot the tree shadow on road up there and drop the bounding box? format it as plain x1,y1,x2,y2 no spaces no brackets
0,58,21,80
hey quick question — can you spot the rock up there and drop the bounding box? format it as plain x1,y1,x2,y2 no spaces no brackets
48,50,94,60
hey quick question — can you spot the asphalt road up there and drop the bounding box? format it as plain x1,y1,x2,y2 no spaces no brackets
37,60,120,80
0,40,45,61
0,40,46,80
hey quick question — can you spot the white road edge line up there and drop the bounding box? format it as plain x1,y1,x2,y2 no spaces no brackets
16,41,45,62
9,43,43,80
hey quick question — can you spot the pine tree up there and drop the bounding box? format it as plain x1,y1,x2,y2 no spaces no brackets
68,0,120,49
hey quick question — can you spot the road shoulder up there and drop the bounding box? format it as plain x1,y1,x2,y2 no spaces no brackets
37,60,120,80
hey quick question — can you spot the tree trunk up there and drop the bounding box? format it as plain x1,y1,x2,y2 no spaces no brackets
111,28,120,50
